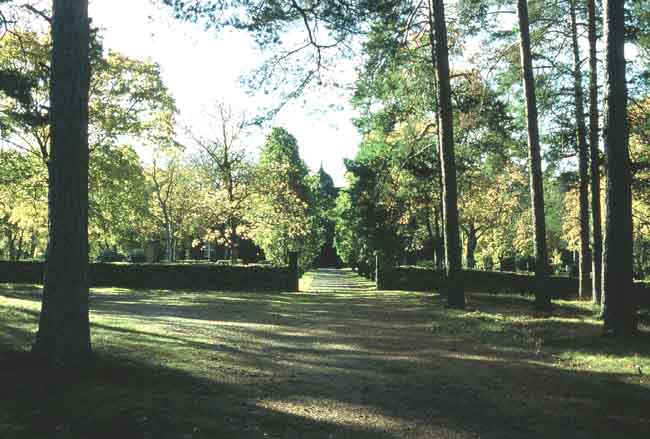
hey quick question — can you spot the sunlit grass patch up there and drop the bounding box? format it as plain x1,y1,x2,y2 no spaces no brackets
427,292,650,378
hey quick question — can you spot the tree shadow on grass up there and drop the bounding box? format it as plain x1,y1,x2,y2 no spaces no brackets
0,349,400,439
429,291,597,318
1,320,649,439
3,281,646,367
2,278,650,438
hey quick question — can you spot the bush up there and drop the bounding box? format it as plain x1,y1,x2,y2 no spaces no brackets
478,254,494,271
96,249,126,263
515,255,535,272
127,249,146,263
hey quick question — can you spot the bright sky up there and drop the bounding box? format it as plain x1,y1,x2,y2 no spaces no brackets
88,0,361,186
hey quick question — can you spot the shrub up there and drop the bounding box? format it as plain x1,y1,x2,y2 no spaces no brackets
96,249,127,263
479,254,494,271
515,255,535,272
127,249,146,263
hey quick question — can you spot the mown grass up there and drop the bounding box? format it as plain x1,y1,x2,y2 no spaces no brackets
0,272,649,439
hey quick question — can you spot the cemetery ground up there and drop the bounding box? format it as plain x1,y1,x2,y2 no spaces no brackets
1,269,649,439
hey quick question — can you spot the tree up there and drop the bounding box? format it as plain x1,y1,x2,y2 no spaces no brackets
0,149,47,260
430,0,463,308
587,0,603,304
249,127,323,270
148,150,202,262
517,0,550,310
0,28,176,257
313,164,342,268
162,0,369,117
569,0,591,299
334,186,363,268
188,102,254,264
88,144,149,255
460,163,528,269
32,0,92,365
0,30,175,165
601,0,636,335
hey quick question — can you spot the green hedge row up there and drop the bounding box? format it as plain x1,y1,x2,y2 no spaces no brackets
383,266,650,305
0,261,297,292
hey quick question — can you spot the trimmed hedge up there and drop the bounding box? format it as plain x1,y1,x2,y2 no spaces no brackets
0,261,297,292
383,266,650,305
0,261,43,284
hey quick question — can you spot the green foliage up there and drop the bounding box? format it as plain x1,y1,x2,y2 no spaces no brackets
188,102,256,258
89,145,150,256
146,149,206,261
248,128,324,270
96,249,127,263
0,149,47,260
0,28,177,258
342,18,531,271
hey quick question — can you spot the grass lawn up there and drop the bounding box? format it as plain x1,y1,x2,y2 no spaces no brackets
0,269,649,438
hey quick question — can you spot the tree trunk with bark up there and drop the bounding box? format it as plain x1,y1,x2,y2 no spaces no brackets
424,213,436,266
230,221,239,264
587,0,603,305
428,0,464,308
517,0,550,310
6,227,17,261
32,0,91,366
165,222,173,262
601,0,637,335
570,0,591,299
16,231,24,260
466,224,478,269
435,212,444,269
30,232,38,259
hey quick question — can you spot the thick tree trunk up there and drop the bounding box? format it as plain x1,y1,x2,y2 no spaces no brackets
466,224,478,269
426,15,446,273
165,223,173,262
424,213,437,266
33,0,91,365
429,0,464,308
517,0,550,310
570,0,591,300
230,222,239,264
601,0,636,335
587,0,603,305
16,231,25,260
7,228,17,261
30,232,38,259
432,205,445,269
436,177,445,270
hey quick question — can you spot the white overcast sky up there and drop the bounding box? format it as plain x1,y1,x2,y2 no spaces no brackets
88,0,361,186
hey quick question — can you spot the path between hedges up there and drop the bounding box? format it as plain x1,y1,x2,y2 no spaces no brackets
304,267,376,293
256,268,472,438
